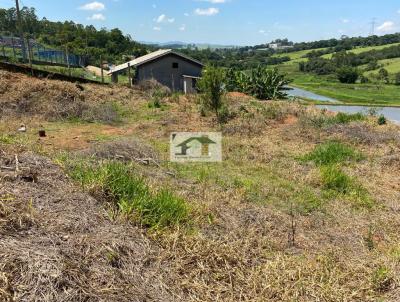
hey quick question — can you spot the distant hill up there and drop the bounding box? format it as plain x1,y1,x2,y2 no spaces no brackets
141,41,239,50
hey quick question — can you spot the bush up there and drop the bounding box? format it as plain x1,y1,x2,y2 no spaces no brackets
225,66,290,100
378,68,390,84
372,266,393,293
333,112,365,123
359,75,369,83
337,67,359,84
197,65,227,123
395,73,400,86
377,115,387,125
68,161,189,229
303,141,362,166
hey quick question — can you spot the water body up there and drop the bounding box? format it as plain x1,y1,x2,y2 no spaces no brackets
316,105,400,124
287,86,337,102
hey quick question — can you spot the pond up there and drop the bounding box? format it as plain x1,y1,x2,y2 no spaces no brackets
287,86,337,102
316,105,400,124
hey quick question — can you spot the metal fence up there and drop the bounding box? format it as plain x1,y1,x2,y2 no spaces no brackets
0,35,87,67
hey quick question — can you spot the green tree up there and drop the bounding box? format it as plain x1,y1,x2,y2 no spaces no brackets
395,73,400,86
197,66,227,123
378,68,390,84
337,67,359,84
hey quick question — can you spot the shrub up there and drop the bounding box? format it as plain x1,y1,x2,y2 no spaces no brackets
303,141,362,166
337,67,359,84
333,112,365,123
372,266,393,293
248,66,291,100
378,68,390,84
197,65,227,124
359,75,369,83
225,66,290,100
395,73,400,86
68,161,189,229
377,115,387,125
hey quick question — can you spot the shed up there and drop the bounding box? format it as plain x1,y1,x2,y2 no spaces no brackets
108,49,203,93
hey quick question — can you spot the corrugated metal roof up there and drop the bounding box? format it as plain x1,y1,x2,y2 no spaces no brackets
108,49,203,74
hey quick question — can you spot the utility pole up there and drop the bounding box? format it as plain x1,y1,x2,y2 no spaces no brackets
369,18,376,36
15,0,27,62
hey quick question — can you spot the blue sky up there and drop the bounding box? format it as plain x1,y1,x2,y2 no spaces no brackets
1,0,400,45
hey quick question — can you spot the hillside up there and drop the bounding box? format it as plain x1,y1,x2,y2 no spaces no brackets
1,70,400,301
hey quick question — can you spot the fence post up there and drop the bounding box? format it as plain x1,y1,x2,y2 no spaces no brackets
66,46,71,77
100,55,104,83
26,38,33,75
11,38,16,60
127,62,132,87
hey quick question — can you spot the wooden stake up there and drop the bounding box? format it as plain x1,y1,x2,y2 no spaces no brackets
127,62,132,87
100,55,104,83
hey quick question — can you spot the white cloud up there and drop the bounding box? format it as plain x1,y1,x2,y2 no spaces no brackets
152,4,157,8
79,1,105,11
179,24,186,31
153,26,161,31
184,12,190,17
156,14,166,23
377,21,396,33
155,14,175,23
341,18,349,24
258,29,265,34
194,7,219,16
87,13,106,21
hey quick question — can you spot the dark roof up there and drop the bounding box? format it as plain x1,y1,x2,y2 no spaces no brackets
108,49,203,74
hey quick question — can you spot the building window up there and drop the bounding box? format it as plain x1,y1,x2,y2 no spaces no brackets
172,62,179,69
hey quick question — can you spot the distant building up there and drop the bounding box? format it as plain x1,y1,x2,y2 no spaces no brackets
268,43,293,50
108,49,203,93
269,43,279,50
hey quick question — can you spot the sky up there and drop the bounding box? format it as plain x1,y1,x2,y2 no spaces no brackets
1,0,400,46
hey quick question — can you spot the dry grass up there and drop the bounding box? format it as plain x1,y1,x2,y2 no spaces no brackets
1,70,400,301
0,70,145,123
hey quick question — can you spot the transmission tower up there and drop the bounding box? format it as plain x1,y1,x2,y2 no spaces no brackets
369,18,376,36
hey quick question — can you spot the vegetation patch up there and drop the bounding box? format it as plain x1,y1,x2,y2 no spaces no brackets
320,165,373,208
302,141,363,166
67,160,189,229
302,111,366,128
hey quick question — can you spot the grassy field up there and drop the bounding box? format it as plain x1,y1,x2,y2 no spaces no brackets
274,56,400,106
365,57,400,76
321,42,400,59
291,73,400,106
272,47,329,64
1,69,400,301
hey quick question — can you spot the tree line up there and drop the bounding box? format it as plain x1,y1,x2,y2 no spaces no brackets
299,45,400,84
0,6,149,65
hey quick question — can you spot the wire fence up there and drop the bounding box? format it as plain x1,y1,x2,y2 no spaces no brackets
0,35,87,67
